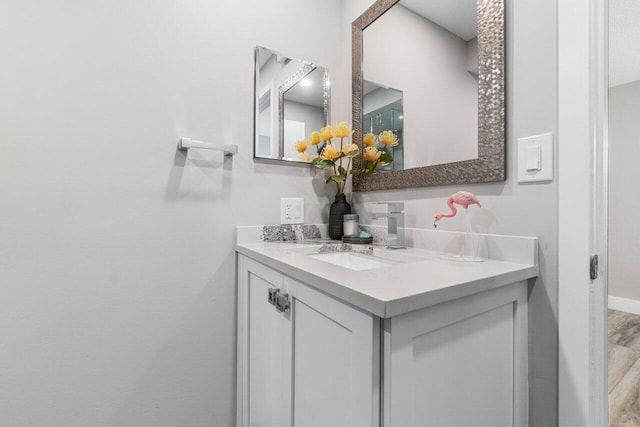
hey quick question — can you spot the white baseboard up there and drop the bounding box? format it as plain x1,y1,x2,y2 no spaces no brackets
609,296,640,315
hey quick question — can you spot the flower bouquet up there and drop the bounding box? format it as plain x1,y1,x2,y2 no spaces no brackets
295,122,398,239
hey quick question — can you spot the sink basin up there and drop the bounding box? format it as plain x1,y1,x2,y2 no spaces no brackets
309,251,400,271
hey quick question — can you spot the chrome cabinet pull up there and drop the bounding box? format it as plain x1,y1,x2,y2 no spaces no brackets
267,288,290,314
275,293,290,314
268,288,280,306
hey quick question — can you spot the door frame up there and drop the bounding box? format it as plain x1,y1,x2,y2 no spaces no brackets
558,0,608,425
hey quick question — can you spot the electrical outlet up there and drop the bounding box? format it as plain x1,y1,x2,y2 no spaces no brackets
280,198,304,224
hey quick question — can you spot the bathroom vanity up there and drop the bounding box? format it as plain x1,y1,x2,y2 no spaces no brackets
235,226,538,427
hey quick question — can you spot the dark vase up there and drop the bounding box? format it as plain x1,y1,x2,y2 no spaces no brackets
329,193,351,240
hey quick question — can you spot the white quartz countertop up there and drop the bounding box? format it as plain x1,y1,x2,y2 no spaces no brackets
235,239,538,318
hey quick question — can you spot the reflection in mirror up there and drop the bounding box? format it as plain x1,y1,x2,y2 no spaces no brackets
254,46,330,164
363,0,478,169
281,67,326,161
352,0,505,191
362,81,404,170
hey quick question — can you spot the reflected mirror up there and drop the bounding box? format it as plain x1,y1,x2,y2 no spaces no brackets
254,46,330,163
352,0,505,191
363,81,404,170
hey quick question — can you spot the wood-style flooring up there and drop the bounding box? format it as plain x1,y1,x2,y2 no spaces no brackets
609,309,640,426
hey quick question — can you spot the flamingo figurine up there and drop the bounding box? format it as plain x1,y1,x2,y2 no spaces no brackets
433,191,481,227
434,191,483,262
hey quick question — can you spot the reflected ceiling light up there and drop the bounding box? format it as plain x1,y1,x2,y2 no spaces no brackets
300,78,312,87
398,115,403,120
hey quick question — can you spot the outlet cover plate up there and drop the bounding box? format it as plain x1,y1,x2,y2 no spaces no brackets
280,198,304,224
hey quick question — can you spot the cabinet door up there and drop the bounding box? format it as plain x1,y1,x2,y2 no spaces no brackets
385,282,528,427
286,277,378,427
237,256,290,427
238,256,378,427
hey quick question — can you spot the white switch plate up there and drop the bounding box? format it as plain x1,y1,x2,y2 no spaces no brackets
280,198,304,224
517,133,553,183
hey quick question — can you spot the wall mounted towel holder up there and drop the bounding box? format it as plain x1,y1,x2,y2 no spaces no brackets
178,137,238,156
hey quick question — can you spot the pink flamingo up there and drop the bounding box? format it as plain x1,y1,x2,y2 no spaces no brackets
433,191,481,227
434,191,482,260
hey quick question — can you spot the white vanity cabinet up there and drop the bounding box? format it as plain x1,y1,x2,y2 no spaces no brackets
237,250,530,427
237,255,378,427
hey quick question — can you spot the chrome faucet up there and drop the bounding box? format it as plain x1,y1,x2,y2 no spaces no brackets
369,202,405,249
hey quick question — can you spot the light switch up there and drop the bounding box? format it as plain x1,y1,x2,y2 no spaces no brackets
526,144,542,171
518,133,553,183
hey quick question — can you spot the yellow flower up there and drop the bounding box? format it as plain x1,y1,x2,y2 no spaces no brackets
299,153,317,163
363,146,381,162
309,131,322,146
377,159,389,167
333,122,352,138
342,143,359,155
379,130,399,147
321,144,341,161
294,139,308,153
320,126,333,141
363,132,377,147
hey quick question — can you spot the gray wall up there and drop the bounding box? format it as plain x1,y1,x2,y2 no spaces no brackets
609,81,640,302
0,0,341,425
343,0,559,426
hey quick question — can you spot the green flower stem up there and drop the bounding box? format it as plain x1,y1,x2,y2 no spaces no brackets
332,162,340,193
345,157,353,192
336,137,343,193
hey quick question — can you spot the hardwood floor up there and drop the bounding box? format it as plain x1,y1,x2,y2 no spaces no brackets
609,309,640,426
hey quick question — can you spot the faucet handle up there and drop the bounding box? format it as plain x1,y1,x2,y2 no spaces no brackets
372,201,404,213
